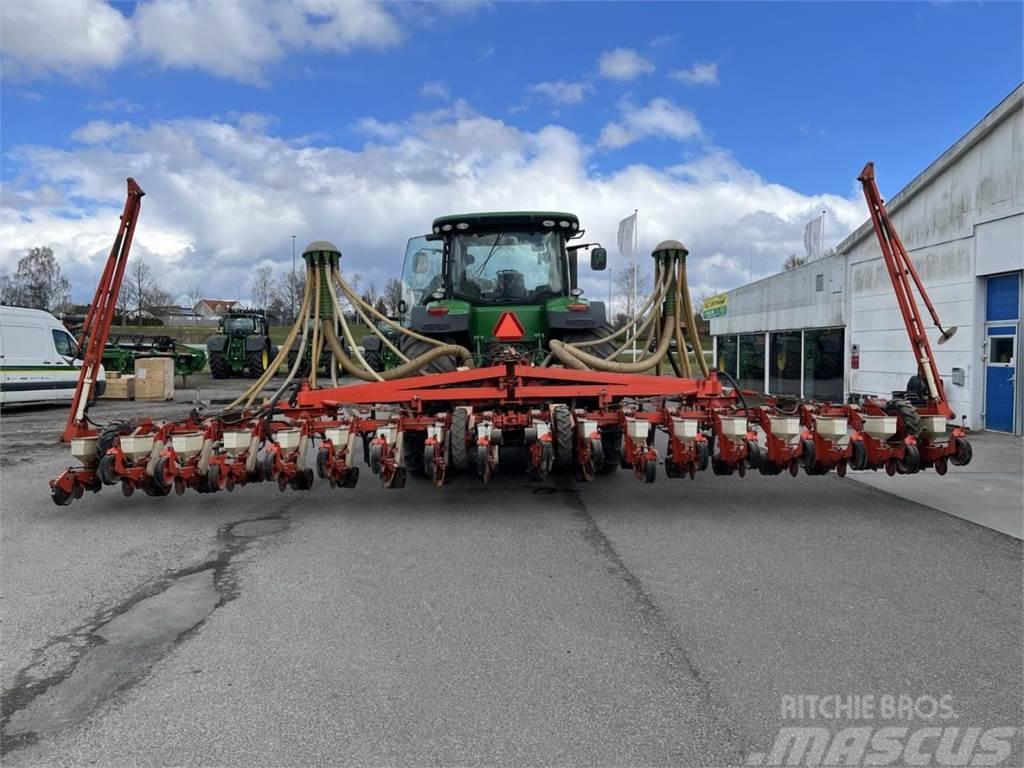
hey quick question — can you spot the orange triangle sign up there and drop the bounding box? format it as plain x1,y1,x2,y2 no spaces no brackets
492,311,525,341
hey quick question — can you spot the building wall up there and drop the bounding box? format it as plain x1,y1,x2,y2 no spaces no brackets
844,95,1022,428
710,254,846,336
709,86,1023,431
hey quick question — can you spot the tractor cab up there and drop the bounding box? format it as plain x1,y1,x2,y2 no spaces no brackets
398,211,610,368
220,312,268,337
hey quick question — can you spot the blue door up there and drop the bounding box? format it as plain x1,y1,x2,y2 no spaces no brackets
985,274,1020,433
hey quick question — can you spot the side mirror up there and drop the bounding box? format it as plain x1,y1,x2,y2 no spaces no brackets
397,299,407,315
413,251,429,274
590,247,607,271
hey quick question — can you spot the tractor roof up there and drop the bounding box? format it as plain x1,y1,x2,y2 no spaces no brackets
431,211,580,234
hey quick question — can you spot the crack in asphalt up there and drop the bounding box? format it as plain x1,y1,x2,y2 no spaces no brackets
0,512,293,756
551,475,751,766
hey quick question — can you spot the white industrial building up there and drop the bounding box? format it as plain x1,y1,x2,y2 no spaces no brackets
709,84,1023,434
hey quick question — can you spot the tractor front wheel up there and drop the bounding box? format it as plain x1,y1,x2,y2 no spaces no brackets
209,352,229,379
247,348,269,379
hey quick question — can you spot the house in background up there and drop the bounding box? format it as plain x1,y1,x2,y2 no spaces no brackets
193,299,237,318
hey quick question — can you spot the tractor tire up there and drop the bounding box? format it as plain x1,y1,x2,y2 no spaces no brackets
364,350,385,372
246,347,269,379
399,335,459,374
560,322,619,362
551,404,574,470
596,426,622,474
403,431,426,475
884,398,922,437
97,420,132,458
449,407,470,470
209,352,230,379
287,349,312,378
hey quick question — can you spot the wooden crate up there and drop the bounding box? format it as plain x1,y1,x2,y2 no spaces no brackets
134,357,175,401
101,375,135,400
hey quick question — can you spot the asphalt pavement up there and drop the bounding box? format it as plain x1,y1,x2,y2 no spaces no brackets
1,378,1021,766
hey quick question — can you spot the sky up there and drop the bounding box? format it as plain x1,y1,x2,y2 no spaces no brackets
1,0,1021,308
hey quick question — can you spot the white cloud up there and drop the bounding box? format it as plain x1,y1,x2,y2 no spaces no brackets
528,80,594,105
421,80,451,100
70,120,137,144
132,0,402,84
597,48,655,80
650,34,678,48
669,62,719,86
0,106,864,305
2,0,410,84
598,98,702,149
88,97,143,113
0,0,134,80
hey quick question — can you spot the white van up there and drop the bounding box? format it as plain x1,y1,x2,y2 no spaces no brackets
0,306,106,405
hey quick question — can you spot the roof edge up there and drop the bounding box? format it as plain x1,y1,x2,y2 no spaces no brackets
835,82,1024,255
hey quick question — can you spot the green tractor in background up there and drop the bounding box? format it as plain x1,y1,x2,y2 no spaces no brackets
206,310,277,379
396,211,611,371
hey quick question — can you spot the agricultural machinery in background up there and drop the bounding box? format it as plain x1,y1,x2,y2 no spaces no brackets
205,310,276,379
102,332,207,378
50,162,972,505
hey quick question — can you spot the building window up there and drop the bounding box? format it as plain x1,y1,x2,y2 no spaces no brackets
738,333,766,393
815,274,824,292
804,328,844,402
769,331,802,396
716,335,738,378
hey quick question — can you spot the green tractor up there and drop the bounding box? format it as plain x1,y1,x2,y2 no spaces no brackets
397,211,611,370
205,310,277,379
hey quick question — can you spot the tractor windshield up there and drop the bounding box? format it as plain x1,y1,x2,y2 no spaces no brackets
225,317,256,335
451,231,565,303
400,236,444,308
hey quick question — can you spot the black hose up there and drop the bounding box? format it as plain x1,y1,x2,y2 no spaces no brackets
712,367,750,412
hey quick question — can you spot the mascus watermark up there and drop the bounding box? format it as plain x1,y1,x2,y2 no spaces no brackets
743,694,1020,766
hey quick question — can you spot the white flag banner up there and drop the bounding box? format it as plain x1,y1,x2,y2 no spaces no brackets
617,212,637,259
803,214,824,260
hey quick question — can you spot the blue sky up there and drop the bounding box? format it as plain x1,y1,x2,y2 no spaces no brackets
2,0,1021,304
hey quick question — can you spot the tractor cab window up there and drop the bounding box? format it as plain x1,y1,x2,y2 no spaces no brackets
451,231,564,303
225,317,256,335
400,236,444,308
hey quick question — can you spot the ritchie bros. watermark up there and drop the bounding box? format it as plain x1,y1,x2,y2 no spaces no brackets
744,694,1020,767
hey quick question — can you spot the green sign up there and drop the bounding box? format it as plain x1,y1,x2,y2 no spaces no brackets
702,293,727,320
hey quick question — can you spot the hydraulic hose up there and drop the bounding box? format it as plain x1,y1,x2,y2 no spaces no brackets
321,320,473,381
549,313,678,373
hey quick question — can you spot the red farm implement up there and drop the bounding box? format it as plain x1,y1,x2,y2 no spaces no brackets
49,167,972,505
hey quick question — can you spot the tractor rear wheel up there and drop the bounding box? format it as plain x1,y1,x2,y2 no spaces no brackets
596,426,621,474
399,336,458,374
561,323,619,361
246,348,269,378
884,398,922,437
551,404,574,469
209,352,229,379
449,407,470,470
403,431,426,475
287,350,311,378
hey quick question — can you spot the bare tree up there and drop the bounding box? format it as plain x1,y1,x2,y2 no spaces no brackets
124,258,173,322
186,284,203,325
250,266,274,310
783,253,807,271
612,262,651,320
382,277,403,315
273,268,306,324
0,247,71,311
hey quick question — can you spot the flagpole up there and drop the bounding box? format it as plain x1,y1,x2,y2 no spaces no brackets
821,208,827,258
632,208,638,362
